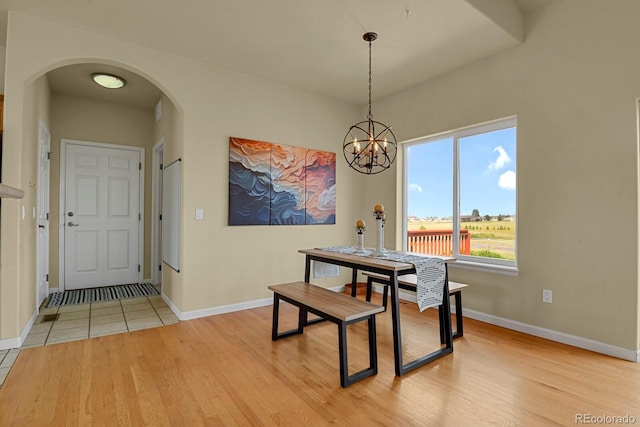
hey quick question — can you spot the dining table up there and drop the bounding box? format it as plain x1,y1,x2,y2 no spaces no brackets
299,247,456,377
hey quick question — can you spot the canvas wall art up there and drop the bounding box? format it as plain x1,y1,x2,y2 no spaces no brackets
229,137,336,225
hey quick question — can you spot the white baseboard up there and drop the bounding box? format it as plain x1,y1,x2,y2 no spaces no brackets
462,308,638,363
0,310,38,350
170,285,344,321
363,285,638,362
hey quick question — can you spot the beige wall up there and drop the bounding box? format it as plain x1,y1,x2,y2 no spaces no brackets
49,94,155,287
0,12,359,340
370,0,640,350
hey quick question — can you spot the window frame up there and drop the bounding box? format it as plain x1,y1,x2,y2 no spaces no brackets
401,116,518,274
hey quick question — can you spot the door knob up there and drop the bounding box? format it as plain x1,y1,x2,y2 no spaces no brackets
68,212,74,217
67,222,79,227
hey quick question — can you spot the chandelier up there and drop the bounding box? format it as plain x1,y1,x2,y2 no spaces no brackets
343,32,397,175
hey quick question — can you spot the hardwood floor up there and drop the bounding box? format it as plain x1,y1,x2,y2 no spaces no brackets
1,296,639,426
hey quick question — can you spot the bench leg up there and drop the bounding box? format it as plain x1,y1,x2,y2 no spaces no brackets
338,316,379,388
453,291,463,339
366,277,389,312
438,292,464,343
338,323,349,387
271,293,305,340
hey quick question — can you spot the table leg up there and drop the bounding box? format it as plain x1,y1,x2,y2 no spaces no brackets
388,271,404,376
350,268,358,297
304,256,311,283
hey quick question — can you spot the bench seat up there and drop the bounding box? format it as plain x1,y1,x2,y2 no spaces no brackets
362,272,468,340
268,281,384,387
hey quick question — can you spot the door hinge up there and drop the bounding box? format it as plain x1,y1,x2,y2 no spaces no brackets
160,164,163,170
46,212,49,220
46,274,49,281
139,162,142,170
138,265,141,273
159,265,162,271
159,214,162,221
139,213,141,221
47,152,51,160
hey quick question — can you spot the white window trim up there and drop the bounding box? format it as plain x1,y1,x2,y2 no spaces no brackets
402,116,518,273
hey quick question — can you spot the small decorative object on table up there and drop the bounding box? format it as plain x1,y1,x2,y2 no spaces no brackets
355,219,366,253
372,204,387,256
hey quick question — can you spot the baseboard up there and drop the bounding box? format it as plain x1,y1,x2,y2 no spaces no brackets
0,336,21,351
171,285,345,322
161,292,182,319
180,298,273,321
463,308,639,363
0,310,38,350
373,285,637,362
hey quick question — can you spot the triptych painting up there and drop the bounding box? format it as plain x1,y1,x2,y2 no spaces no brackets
228,137,336,225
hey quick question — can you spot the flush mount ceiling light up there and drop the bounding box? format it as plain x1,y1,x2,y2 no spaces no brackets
343,32,397,175
91,73,126,89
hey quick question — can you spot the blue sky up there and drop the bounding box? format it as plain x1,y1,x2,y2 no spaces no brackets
407,127,516,218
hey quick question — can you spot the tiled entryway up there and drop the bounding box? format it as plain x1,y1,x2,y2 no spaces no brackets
0,294,179,387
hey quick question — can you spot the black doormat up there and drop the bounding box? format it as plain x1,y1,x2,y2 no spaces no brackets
45,283,159,307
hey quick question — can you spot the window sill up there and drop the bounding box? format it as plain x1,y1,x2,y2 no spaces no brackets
449,260,519,276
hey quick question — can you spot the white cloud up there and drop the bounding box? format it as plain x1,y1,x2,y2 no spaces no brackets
489,146,511,170
498,170,516,190
409,183,423,192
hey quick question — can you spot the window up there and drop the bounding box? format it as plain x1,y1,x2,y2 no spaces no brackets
403,117,517,271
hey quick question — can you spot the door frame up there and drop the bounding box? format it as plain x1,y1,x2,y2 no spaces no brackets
36,119,51,309
151,137,164,285
58,139,145,292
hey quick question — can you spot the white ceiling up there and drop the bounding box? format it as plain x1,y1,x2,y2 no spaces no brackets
0,0,552,109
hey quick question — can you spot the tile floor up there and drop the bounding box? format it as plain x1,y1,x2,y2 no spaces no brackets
0,294,179,387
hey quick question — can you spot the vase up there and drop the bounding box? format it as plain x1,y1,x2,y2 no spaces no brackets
357,232,364,251
373,218,387,256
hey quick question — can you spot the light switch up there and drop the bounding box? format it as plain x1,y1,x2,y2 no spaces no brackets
195,208,204,220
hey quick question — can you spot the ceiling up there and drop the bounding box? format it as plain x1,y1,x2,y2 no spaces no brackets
0,0,552,109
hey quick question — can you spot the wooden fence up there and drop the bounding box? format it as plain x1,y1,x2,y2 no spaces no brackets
408,229,470,256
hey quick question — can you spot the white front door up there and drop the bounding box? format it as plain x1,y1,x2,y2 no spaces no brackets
36,121,51,307
64,143,141,290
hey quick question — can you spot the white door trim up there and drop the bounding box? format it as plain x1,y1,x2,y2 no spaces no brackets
59,139,145,292
151,137,164,285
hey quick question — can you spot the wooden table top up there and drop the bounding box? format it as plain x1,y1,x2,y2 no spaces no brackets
299,248,455,272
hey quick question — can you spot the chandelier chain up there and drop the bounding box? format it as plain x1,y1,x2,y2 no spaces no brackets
368,38,372,119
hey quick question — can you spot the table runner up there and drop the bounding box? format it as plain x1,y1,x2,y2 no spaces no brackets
318,246,446,311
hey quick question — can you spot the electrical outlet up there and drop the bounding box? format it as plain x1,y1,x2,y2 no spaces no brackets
542,289,553,303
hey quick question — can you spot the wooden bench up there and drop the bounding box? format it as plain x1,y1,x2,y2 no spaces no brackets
362,272,468,340
268,281,385,387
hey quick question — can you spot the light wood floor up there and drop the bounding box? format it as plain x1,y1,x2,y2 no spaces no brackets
1,296,639,426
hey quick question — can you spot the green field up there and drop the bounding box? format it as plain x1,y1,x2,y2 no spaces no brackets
408,220,516,260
